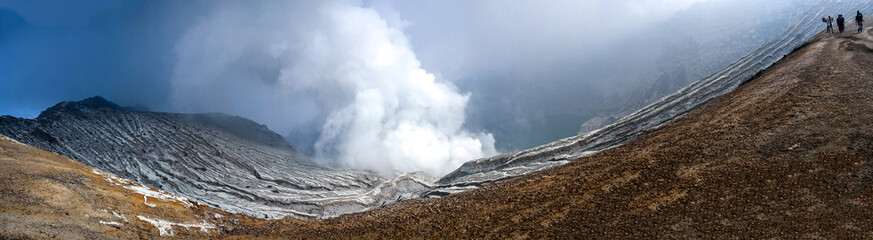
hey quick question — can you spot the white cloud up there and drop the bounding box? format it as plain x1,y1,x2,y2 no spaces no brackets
170,0,495,177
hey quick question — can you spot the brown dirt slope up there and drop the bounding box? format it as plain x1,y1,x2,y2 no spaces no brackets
4,27,873,239
0,135,249,239
230,29,873,238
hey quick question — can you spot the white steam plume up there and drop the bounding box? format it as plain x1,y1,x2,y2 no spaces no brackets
170,0,495,177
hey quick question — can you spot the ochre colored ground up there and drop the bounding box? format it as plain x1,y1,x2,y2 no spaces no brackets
4,28,873,239
0,136,248,239
228,29,873,238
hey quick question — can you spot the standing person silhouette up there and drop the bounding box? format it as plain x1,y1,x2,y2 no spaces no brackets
827,16,835,34
837,14,846,33
857,11,865,33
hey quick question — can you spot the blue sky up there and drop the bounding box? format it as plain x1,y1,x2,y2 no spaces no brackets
0,0,706,118
0,0,203,117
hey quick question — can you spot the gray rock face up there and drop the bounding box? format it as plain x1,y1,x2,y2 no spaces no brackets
427,0,873,197
0,96,434,219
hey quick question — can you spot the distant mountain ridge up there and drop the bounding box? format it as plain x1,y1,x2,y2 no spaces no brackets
0,96,433,219
36,97,290,150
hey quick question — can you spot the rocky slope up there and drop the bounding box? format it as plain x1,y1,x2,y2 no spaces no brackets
0,134,244,239
5,6,873,240
0,97,433,220
230,18,873,239
428,0,873,196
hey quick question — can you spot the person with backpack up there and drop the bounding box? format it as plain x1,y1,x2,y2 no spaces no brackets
857,11,865,33
837,14,846,33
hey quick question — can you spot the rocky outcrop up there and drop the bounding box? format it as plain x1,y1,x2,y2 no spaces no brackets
0,96,434,219
0,134,240,239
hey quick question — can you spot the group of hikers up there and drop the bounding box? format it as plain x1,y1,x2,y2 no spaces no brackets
823,11,865,34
